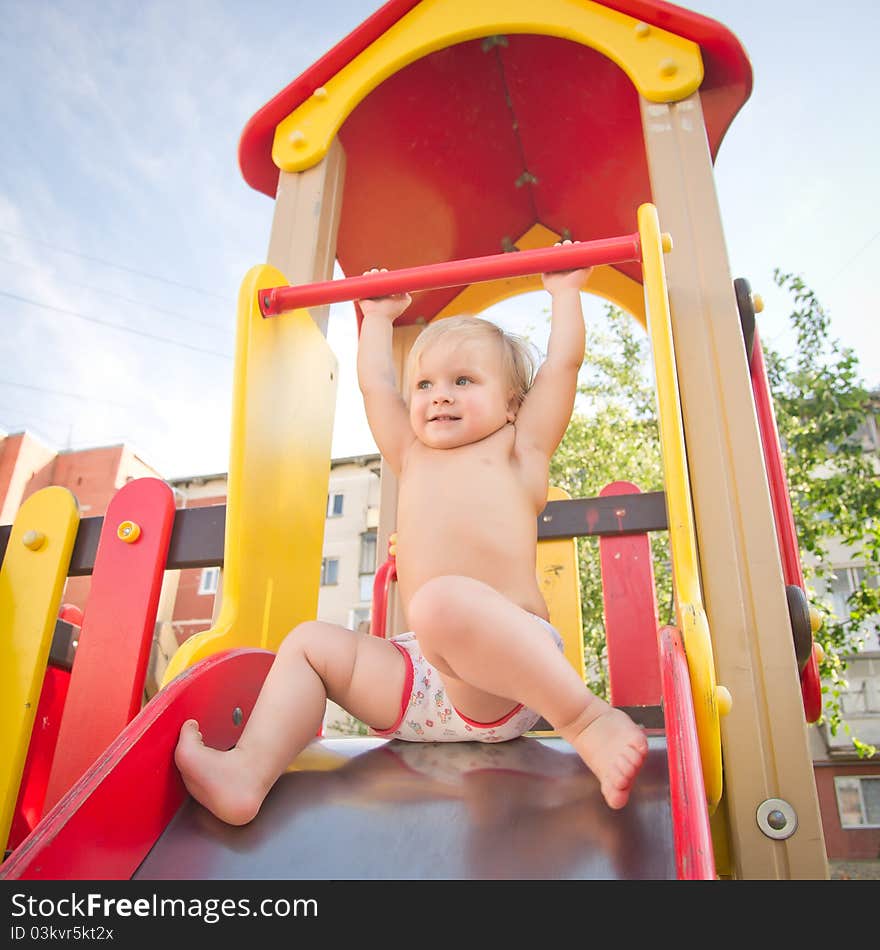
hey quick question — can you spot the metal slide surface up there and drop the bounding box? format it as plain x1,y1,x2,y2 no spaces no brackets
134,735,675,881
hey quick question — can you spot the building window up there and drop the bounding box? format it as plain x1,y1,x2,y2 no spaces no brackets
198,567,220,595
358,530,377,603
359,531,377,574
327,493,344,517
834,776,880,828
828,565,879,620
321,558,339,586
827,565,880,650
350,607,371,632
359,573,375,602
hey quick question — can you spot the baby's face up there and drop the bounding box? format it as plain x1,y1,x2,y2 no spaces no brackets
408,336,516,449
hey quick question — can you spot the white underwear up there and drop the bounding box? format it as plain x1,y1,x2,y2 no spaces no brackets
371,617,564,743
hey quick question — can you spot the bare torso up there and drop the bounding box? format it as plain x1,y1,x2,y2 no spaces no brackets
395,422,550,622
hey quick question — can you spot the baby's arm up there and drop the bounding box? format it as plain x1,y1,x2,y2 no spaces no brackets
514,242,591,457
356,272,417,474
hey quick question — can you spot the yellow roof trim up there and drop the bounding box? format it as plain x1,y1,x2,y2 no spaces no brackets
273,0,703,173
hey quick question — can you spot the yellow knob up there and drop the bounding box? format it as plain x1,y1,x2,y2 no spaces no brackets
752,293,764,313
661,232,673,253
715,685,732,717
22,529,46,551
117,520,141,543
809,605,822,634
813,641,826,664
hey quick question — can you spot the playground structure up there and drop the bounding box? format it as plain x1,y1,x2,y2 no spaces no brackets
0,0,829,879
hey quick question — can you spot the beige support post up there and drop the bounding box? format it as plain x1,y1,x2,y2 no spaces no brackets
376,323,422,638
639,92,827,879
267,137,346,336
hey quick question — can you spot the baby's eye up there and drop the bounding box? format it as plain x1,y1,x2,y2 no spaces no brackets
416,380,431,390
455,376,471,386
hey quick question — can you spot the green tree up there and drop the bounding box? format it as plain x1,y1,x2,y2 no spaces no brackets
547,305,671,698
766,271,879,755
548,283,878,757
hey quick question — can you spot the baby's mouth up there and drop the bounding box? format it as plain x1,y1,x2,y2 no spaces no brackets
429,415,460,422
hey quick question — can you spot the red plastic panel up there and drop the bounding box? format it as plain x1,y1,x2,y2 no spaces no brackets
749,332,821,723
7,666,71,851
658,625,715,879
42,478,176,812
0,649,274,881
598,481,662,707
370,555,397,639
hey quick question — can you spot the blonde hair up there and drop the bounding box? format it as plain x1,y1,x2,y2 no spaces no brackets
404,315,537,408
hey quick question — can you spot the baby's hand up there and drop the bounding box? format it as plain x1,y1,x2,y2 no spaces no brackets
541,240,592,294
358,268,412,322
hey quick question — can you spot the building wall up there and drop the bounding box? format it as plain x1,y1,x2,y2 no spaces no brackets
0,438,163,613
163,474,227,647
813,760,880,860
0,431,57,524
318,457,381,630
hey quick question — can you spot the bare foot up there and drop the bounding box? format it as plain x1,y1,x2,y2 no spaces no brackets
562,705,648,809
174,720,265,826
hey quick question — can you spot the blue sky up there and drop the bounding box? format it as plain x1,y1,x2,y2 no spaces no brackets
1,0,877,479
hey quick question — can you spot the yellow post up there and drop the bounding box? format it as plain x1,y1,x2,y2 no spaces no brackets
0,486,79,850
536,486,586,679
638,202,725,811
162,264,337,683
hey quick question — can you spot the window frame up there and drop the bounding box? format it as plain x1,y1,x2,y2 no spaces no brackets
834,775,880,829
198,566,221,596
321,557,340,586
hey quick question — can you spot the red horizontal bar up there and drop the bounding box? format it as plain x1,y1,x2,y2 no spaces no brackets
259,232,642,316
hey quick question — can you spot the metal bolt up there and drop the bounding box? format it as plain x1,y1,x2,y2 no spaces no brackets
757,798,798,840
22,530,46,550
232,707,243,726
117,520,141,543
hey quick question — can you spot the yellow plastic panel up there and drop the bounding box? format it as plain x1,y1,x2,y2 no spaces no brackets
274,0,703,173
162,265,338,684
638,202,723,811
536,487,586,680
0,486,79,851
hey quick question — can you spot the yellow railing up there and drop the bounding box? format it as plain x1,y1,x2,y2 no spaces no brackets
638,203,728,812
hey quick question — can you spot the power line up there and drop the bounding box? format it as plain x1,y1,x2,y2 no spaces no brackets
0,253,230,330
826,229,880,285
0,290,233,360
0,227,231,302
0,379,144,411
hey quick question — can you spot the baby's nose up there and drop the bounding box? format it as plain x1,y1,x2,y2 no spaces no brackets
433,389,453,403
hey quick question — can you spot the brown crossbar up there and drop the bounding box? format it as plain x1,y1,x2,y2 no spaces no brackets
0,491,667,576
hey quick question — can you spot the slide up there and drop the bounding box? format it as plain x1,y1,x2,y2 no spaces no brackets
0,648,692,881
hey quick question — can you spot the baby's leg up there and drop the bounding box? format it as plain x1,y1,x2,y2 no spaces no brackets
408,576,648,809
174,621,406,825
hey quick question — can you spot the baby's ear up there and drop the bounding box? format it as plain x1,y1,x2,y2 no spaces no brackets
506,390,519,422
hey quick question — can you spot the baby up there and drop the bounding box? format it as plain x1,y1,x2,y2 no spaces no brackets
175,248,648,825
